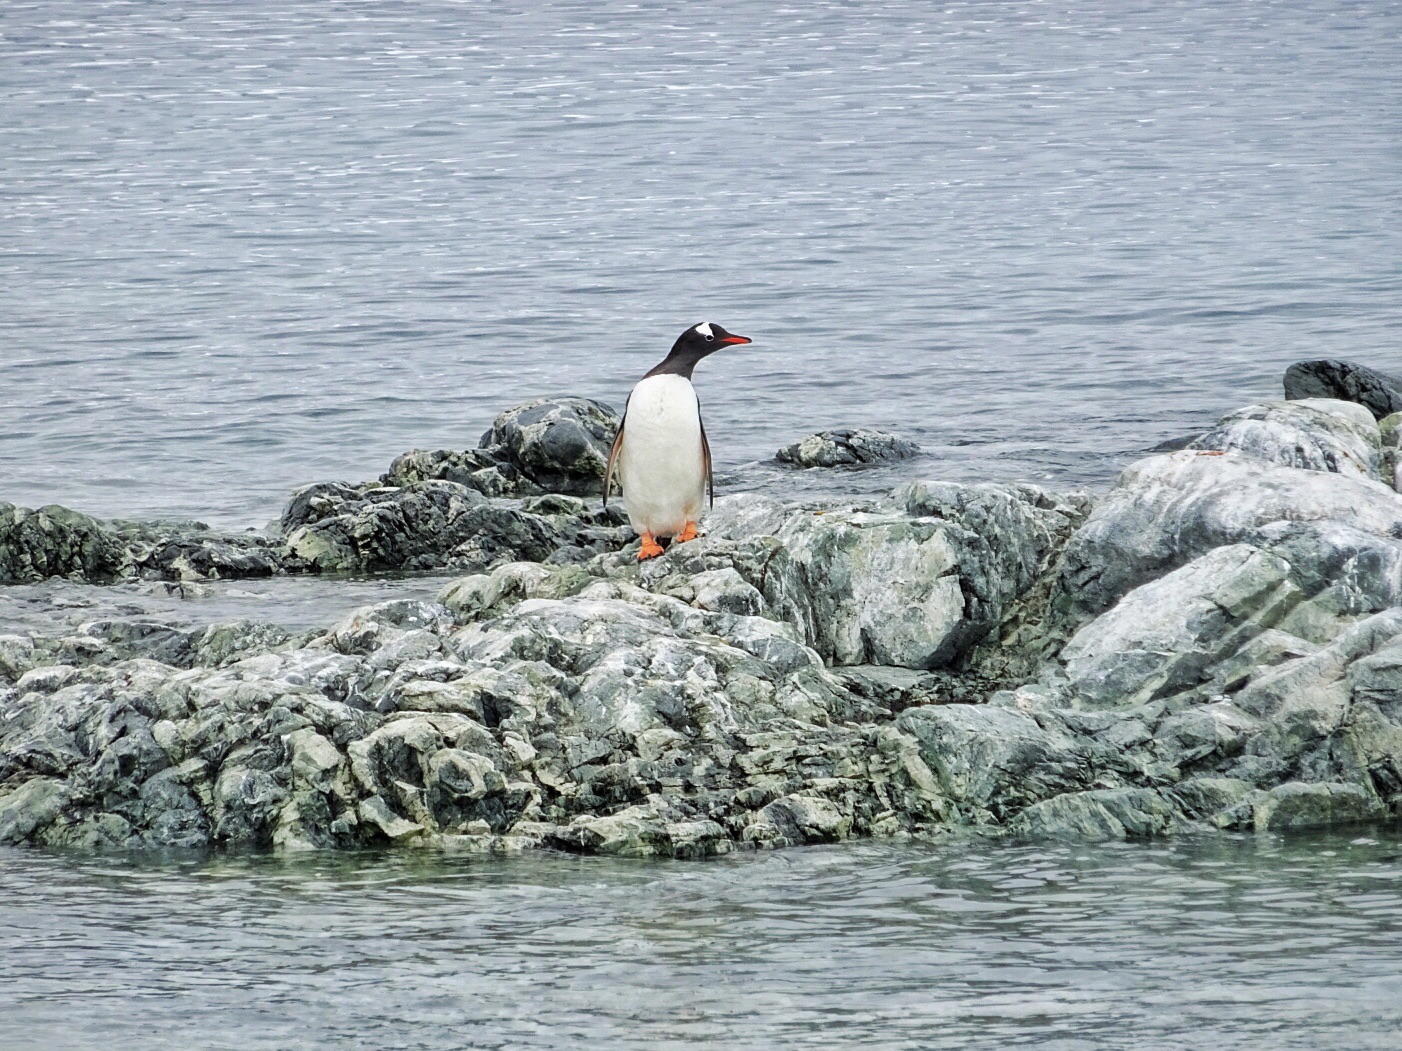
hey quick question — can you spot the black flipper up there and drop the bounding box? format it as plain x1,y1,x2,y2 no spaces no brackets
603,397,629,508
699,413,714,508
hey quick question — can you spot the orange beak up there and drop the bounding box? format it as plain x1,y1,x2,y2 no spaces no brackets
719,334,752,346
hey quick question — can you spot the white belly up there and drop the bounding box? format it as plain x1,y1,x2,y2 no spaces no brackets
619,375,707,537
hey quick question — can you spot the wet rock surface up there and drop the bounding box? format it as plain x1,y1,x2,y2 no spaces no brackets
3,395,1402,856
1284,359,1402,421
776,429,920,468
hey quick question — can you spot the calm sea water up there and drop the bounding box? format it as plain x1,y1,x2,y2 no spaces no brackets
2,832,1401,1050
2,0,1399,527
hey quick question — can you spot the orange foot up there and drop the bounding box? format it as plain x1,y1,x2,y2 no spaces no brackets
637,533,665,560
1195,450,1226,457
674,521,700,543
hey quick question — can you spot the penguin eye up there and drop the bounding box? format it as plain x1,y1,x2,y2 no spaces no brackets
703,333,714,342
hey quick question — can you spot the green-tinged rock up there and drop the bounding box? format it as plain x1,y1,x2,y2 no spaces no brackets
358,794,425,841
0,778,70,843
0,503,125,584
1252,782,1386,831
1011,788,1171,840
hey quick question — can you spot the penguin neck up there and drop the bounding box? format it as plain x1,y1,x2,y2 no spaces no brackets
643,347,712,380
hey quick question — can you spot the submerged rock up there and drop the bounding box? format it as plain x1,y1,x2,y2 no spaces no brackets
1284,359,1402,420
777,429,920,468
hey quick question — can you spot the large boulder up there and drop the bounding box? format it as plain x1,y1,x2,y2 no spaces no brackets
1189,399,1383,481
479,397,619,496
1284,359,1402,420
1054,449,1402,623
632,482,1087,670
0,503,125,584
378,398,620,499
1058,545,1304,710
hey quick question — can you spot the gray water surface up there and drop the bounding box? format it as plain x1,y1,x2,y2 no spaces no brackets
3,0,1400,527
2,831,1401,1050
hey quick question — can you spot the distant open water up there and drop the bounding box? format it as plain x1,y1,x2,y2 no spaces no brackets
2,0,1399,528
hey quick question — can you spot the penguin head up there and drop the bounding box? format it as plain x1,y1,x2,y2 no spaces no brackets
645,322,752,379
671,321,752,357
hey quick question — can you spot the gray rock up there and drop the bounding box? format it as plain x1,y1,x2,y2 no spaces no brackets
1060,545,1302,710
194,620,294,668
1250,781,1386,832
282,481,563,573
1,504,275,586
634,482,1083,671
479,397,620,496
1012,788,1178,840
777,429,919,468
690,568,765,616
0,635,36,682
123,526,283,581
382,398,621,499
1284,359,1402,420
896,704,1087,820
1055,448,1402,622
439,562,595,621
7,396,1402,857
1380,413,1402,493
1189,399,1383,481
0,778,71,844
0,503,125,584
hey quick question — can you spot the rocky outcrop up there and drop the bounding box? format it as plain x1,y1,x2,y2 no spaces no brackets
1189,399,1383,481
385,397,619,497
3,395,1401,855
280,485,625,574
1053,400,1402,624
2,399,630,585
0,506,290,586
1284,359,1402,420
777,429,919,468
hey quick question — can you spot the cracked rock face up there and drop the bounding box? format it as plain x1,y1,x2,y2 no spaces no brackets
3,394,1402,856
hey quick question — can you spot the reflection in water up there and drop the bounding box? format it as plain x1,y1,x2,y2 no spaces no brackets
2,832,1400,1049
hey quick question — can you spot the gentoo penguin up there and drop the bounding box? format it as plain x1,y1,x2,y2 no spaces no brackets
603,322,752,560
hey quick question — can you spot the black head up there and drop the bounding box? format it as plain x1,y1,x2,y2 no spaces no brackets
644,322,753,379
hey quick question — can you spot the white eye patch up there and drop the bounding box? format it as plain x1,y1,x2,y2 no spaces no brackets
694,322,713,340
